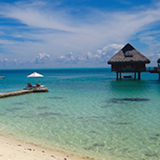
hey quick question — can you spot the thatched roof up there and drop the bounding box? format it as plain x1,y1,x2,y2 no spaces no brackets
157,58,160,63
108,43,150,64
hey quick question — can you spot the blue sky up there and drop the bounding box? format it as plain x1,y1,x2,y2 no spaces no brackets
0,0,160,68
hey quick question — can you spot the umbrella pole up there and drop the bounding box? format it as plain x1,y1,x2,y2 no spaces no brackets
35,77,36,84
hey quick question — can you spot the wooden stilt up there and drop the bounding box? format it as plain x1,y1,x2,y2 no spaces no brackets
116,72,119,80
159,73,160,80
138,72,141,80
120,72,122,80
134,72,136,80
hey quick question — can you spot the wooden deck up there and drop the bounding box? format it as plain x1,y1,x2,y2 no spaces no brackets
0,87,48,98
145,67,160,73
145,67,160,80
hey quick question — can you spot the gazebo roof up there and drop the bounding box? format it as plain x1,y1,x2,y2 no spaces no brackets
108,43,150,64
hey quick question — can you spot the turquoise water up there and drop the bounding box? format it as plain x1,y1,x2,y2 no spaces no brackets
0,68,160,160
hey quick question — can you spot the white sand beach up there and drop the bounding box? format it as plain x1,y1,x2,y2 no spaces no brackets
0,135,88,160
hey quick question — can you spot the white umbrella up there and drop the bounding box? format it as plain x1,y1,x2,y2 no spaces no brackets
27,72,44,84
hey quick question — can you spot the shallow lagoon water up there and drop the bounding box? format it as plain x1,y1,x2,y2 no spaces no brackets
0,68,160,160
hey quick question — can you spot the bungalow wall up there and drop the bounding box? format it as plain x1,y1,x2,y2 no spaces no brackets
111,63,146,72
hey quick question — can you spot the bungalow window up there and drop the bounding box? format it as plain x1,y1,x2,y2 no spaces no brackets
124,50,134,57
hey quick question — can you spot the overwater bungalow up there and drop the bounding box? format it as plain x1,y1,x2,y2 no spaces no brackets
108,43,150,80
157,58,160,67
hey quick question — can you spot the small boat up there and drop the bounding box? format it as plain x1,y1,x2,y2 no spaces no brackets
0,76,5,79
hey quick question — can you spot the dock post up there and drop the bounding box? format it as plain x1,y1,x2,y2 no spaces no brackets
120,72,122,80
159,73,160,80
138,72,141,80
116,72,119,80
134,72,136,80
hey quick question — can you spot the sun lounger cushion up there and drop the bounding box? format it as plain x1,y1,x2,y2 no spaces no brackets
27,83,32,87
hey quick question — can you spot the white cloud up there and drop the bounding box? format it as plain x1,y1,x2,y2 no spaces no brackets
1,2,160,49
58,52,77,63
57,43,123,64
0,1,75,32
1,1,160,67
35,53,50,64
13,59,24,66
0,53,51,68
138,30,160,49
0,39,15,45
0,57,8,66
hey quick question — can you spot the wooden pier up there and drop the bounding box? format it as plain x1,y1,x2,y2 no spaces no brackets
0,87,48,98
145,67,160,80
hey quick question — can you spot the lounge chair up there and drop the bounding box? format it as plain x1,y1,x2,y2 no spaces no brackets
23,83,33,90
36,83,45,88
36,83,41,87
27,83,33,87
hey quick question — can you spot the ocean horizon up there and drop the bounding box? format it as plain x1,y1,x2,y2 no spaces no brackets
0,68,160,160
